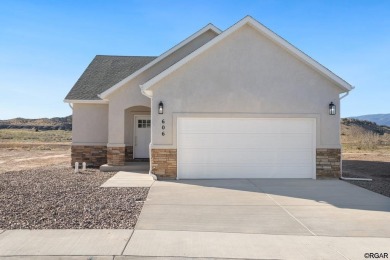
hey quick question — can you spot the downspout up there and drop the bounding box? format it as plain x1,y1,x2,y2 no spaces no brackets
68,103,73,110
338,90,372,181
140,85,157,179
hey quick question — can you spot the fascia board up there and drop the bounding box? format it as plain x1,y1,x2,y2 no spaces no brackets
63,99,109,104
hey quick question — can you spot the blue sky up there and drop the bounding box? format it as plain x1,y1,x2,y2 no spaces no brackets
0,0,389,119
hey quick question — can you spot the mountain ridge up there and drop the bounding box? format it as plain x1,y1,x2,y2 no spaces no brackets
351,113,390,127
0,116,72,131
1,114,389,133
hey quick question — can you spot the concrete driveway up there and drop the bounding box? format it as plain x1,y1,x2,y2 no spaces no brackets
136,179,390,236
1,179,390,259
125,179,390,258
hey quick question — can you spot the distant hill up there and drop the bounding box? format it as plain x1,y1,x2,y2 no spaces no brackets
0,116,72,131
1,115,388,134
341,118,390,150
342,118,390,135
351,114,390,127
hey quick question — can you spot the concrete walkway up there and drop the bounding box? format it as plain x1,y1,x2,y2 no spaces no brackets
100,161,154,188
100,171,154,187
0,229,389,259
0,229,131,256
1,179,390,259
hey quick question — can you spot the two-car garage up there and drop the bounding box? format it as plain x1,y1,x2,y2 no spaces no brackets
177,118,316,179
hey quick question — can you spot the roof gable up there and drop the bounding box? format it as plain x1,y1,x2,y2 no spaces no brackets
141,16,353,96
98,23,222,99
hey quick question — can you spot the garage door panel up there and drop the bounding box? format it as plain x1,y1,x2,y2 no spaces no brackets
179,164,313,179
179,118,314,134
177,118,315,179
178,133,313,149
179,148,313,164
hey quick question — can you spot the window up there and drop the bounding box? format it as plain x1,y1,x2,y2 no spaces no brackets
138,119,151,128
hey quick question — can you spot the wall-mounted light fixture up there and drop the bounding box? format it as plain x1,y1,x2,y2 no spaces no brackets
329,102,336,115
158,101,164,114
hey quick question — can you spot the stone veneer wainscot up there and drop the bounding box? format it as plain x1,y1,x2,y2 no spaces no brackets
316,148,341,178
151,149,177,179
71,145,107,167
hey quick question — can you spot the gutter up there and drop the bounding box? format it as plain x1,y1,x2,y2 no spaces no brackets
339,91,349,100
140,86,152,98
338,89,372,182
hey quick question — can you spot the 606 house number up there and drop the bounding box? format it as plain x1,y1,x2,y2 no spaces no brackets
162,119,165,136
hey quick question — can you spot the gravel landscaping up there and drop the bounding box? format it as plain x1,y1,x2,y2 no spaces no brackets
343,154,390,198
0,166,149,229
342,172,390,198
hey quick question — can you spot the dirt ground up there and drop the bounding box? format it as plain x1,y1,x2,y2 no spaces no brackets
343,153,390,179
0,143,70,174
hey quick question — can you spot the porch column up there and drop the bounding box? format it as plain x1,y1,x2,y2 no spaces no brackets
107,104,126,166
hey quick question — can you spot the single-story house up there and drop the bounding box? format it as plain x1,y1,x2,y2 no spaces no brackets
64,16,353,180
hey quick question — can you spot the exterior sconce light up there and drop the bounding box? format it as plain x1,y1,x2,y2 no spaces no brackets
158,101,164,114
329,102,336,115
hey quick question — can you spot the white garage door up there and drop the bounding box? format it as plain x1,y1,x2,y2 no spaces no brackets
177,118,315,179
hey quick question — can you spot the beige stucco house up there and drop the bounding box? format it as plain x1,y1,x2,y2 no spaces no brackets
64,16,353,180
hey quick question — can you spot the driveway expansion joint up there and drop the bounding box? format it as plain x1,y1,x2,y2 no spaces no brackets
133,228,318,237
120,230,135,256
266,193,317,236
334,249,352,260
246,179,317,236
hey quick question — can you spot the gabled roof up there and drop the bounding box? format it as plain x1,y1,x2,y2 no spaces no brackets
140,16,353,96
64,55,156,102
98,23,222,99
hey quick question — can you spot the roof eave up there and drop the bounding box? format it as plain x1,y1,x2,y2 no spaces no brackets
63,99,109,104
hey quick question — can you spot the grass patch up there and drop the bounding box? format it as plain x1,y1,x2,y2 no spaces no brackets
341,124,390,153
342,143,390,154
0,129,72,143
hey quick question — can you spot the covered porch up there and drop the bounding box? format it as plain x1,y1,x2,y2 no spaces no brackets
106,105,151,166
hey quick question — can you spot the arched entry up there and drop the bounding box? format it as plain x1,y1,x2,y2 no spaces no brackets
124,106,151,161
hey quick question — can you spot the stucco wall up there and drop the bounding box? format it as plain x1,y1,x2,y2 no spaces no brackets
72,103,108,144
149,24,343,148
108,84,149,145
107,29,219,146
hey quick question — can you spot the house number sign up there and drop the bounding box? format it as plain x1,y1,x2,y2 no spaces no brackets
162,119,165,136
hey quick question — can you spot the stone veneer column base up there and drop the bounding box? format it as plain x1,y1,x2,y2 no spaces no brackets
71,145,107,167
316,148,341,178
151,149,177,179
107,147,125,166
125,146,133,162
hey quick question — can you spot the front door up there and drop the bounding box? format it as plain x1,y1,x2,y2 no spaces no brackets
134,115,151,158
